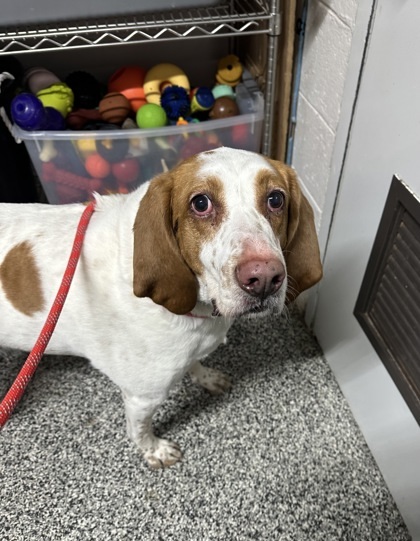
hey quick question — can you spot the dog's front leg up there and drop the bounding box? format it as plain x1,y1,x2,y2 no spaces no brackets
189,361,232,395
122,390,182,469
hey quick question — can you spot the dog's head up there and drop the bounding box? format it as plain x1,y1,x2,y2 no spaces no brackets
133,147,322,317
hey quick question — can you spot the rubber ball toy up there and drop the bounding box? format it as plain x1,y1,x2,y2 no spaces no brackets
212,84,236,101
143,63,190,105
190,86,215,114
136,103,167,129
209,96,239,119
85,152,111,179
108,66,147,112
99,92,131,124
111,158,140,184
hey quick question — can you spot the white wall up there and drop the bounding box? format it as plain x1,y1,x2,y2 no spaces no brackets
294,1,420,538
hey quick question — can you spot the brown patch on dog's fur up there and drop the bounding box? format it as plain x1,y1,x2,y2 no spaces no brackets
133,156,226,314
0,241,45,316
172,169,226,276
254,167,289,247
256,160,323,301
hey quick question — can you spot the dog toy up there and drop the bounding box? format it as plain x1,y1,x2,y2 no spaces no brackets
209,96,239,119
65,70,103,110
84,152,111,179
39,140,58,162
160,85,190,121
216,54,243,87
11,93,65,130
66,108,102,130
23,67,60,95
136,103,167,129
190,86,215,114
108,66,147,112
36,83,74,117
179,133,219,160
144,63,190,105
111,158,140,189
212,84,236,100
99,92,131,124
96,137,129,163
42,161,102,203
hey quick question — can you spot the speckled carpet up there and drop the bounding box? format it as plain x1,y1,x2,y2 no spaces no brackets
0,310,411,541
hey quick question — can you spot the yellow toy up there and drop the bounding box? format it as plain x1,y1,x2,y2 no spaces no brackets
216,54,243,87
37,83,74,117
143,63,190,105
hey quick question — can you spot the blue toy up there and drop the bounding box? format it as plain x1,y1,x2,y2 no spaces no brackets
160,85,190,121
190,86,215,113
11,93,65,131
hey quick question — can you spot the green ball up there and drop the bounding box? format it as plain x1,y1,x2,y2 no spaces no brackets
136,103,167,129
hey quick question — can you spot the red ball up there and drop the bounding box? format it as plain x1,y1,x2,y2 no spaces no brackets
231,123,249,146
111,158,140,184
85,153,111,179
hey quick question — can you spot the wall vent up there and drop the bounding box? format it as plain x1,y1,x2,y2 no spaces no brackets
355,176,420,425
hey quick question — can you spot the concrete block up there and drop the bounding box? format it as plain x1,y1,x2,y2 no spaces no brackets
319,0,358,28
292,93,335,219
299,0,354,130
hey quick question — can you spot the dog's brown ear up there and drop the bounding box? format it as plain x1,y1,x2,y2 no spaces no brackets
133,172,198,315
270,161,323,302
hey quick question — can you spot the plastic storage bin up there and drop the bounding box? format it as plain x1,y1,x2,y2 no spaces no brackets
12,91,264,205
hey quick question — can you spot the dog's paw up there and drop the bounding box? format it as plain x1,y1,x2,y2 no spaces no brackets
143,439,183,469
189,363,232,395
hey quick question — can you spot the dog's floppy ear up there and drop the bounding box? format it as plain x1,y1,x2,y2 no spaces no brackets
269,160,323,302
132,172,198,315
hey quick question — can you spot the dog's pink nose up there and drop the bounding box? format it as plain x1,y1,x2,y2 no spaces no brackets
236,258,285,299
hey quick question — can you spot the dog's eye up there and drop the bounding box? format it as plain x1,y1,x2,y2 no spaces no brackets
191,194,213,216
267,190,285,212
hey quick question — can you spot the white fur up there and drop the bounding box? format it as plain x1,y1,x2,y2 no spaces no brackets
0,148,290,468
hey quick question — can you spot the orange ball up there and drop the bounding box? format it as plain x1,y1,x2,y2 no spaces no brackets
108,66,147,112
85,153,111,179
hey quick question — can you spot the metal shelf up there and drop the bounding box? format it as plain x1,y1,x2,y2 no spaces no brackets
0,0,280,154
0,0,274,54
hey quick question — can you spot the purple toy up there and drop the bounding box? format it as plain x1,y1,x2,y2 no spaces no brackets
11,93,65,131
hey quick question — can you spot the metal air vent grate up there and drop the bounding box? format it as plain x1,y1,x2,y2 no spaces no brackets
355,176,420,424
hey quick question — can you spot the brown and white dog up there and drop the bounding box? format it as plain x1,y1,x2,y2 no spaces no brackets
0,147,322,468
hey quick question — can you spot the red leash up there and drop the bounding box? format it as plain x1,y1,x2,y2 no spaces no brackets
0,201,95,429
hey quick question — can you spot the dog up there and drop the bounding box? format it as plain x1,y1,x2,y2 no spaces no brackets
0,147,322,468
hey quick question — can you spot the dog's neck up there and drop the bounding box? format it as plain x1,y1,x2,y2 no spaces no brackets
184,301,216,319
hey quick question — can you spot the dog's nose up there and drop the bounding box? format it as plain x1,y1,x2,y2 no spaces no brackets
236,258,285,299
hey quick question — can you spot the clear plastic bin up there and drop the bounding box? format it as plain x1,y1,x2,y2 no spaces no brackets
12,92,264,204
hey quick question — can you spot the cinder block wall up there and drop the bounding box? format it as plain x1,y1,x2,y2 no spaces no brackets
292,0,358,236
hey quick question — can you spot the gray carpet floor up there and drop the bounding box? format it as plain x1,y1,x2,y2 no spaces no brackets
0,310,411,541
